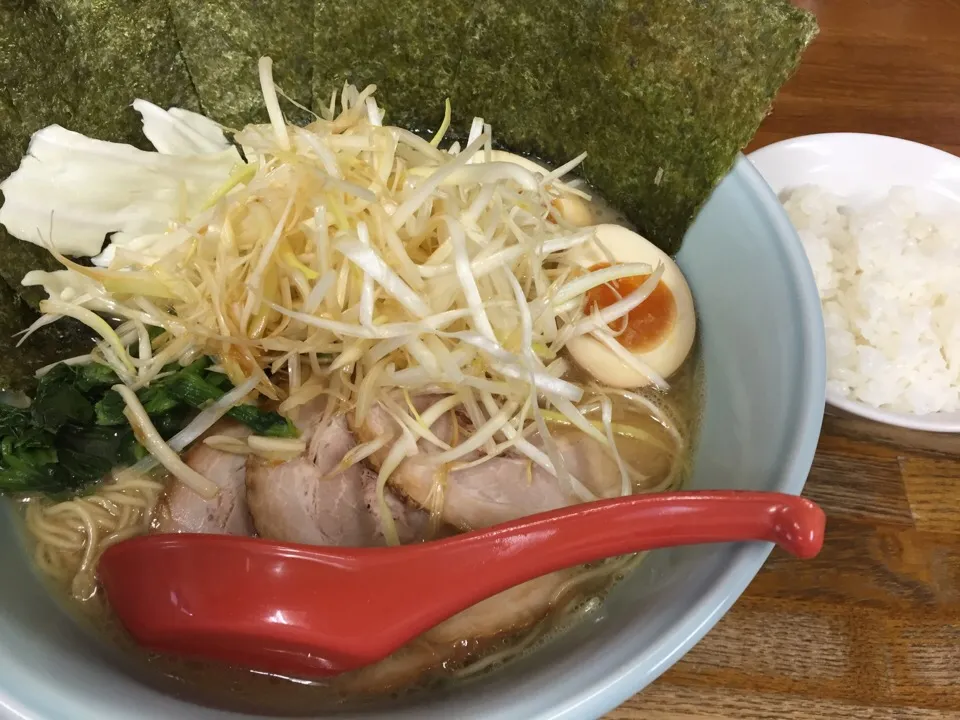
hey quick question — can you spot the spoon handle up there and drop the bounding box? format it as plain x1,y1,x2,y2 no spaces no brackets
396,491,824,634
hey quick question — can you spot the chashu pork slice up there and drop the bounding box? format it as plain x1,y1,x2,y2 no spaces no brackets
155,420,254,536
246,408,428,547
341,564,582,694
354,399,622,531
248,398,597,690
342,397,608,691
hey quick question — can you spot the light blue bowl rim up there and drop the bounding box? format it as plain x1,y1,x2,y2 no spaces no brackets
529,154,827,720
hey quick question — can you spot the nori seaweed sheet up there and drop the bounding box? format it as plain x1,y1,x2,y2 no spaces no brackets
0,87,56,310
0,225,55,311
0,278,91,392
0,279,33,390
0,2,71,305
447,0,816,253
169,0,315,128
0,89,22,196
45,0,201,149
0,1,79,134
312,0,473,132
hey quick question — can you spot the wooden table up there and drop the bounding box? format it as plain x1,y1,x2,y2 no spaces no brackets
610,2,960,717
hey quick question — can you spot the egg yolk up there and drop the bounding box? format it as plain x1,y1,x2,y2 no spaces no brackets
584,264,677,352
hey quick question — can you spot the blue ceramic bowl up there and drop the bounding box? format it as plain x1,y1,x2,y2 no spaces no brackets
0,156,825,720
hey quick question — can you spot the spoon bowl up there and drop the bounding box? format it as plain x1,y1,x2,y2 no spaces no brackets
99,490,825,678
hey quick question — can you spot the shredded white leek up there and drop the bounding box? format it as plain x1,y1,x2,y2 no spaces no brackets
39,300,135,374
247,435,307,461
16,58,687,542
203,435,252,455
168,375,260,453
429,99,452,147
258,57,290,151
113,385,219,498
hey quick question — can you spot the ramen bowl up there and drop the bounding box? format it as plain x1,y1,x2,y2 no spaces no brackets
0,154,825,720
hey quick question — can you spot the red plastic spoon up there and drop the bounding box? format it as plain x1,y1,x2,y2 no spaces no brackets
99,490,824,678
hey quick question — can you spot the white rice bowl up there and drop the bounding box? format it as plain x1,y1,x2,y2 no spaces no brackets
782,185,960,416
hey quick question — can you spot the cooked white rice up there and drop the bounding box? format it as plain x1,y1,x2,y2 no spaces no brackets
781,185,960,415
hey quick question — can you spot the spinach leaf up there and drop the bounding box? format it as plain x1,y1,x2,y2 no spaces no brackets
0,354,298,497
0,395,143,494
30,365,96,432
224,404,297,438
94,389,126,426
74,362,121,392
164,362,298,438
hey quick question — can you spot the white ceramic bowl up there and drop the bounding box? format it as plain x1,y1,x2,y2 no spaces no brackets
749,133,960,433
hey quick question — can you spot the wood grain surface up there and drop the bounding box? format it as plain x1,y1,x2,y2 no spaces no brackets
609,2,960,718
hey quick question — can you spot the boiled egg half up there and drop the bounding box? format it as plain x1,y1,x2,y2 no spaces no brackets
566,224,696,388
490,151,696,388
488,150,596,227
